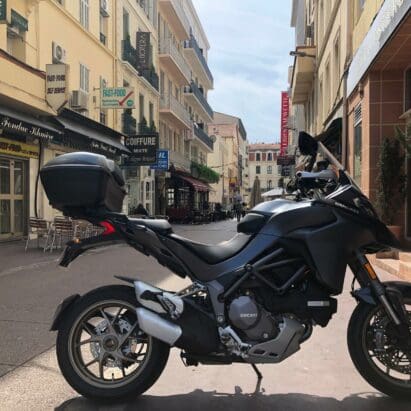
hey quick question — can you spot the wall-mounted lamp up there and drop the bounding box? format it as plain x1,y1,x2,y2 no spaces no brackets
289,50,316,59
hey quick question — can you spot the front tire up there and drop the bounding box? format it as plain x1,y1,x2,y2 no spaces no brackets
56,285,169,402
348,299,411,399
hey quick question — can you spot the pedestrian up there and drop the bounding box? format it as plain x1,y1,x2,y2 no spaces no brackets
234,191,243,222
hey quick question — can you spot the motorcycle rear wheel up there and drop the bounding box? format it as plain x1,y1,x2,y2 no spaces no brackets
348,298,411,399
56,285,169,402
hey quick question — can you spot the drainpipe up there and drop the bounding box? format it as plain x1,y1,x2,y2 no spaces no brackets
34,139,43,218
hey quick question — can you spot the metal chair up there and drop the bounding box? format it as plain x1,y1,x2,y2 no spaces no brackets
46,216,75,252
25,218,50,252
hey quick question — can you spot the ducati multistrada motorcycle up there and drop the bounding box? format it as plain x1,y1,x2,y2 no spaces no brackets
40,132,411,402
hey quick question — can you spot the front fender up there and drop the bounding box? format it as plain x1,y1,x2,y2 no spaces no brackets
352,281,411,305
50,294,81,331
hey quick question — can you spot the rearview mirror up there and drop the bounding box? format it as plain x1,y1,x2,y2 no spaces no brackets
298,132,318,156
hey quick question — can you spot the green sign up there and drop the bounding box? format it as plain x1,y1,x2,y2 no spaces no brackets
101,87,135,109
0,0,6,21
11,9,28,32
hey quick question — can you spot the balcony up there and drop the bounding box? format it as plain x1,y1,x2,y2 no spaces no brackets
122,39,159,92
169,149,191,172
160,94,191,129
122,113,137,135
158,0,190,41
193,124,214,151
290,46,316,104
183,35,213,88
184,81,213,122
159,38,191,85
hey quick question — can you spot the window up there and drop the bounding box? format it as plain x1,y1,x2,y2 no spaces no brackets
100,111,107,125
405,68,411,112
334,35,340,100
139,94,145,123
145,182,150,200
149,102,154,127
268,180,272,189
267,165,272,174
123,8,130,40
160,71,165,95
167,188,175,206
256,165,261,174
267,152,273,161
80,64,89,92
353,103,362,184
256,152,261,161
80,0,89,29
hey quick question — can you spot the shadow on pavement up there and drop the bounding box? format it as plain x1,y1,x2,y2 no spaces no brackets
55,389,410,411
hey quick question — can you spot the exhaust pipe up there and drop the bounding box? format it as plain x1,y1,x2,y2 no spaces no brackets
136,308,182,345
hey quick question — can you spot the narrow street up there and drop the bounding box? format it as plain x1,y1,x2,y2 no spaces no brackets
0,220,409,410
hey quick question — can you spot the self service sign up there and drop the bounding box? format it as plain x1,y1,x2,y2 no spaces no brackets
101,87,135,109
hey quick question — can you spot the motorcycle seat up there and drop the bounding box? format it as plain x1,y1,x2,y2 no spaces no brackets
128,218,173,236
169,233,252,264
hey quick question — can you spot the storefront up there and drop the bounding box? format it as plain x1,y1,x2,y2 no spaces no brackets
346,1,411,241
0,106,61,240
166,171,210,222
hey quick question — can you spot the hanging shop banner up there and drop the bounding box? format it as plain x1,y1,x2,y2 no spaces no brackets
0,0,6,21
277,155,295,166
0,137,39,159
150,150,169,170
280,91,289,156
124,134,159,166
10,9,28,31
136,32,151,71
0,115,56,141
46,64,68,111
101,87,135,109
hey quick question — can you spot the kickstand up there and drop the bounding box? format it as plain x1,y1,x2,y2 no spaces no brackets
251,364,263,394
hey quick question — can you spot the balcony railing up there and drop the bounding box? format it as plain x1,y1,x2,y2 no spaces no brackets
184,81,213,119
159,37,191,81
194,124,213,150
159,0,191,39
184,35,213,84
160,94,191,127
122,113,137,135
122,38,159,91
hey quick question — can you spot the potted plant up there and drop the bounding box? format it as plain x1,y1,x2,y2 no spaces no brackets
375,127,409,243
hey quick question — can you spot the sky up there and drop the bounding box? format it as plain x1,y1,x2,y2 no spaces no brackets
192,0,294,143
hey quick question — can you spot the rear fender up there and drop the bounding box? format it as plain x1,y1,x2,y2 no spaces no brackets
50,294,81,331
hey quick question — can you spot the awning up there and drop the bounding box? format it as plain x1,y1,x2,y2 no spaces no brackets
0,105,62,141
178,175,210,192
55,109,129,154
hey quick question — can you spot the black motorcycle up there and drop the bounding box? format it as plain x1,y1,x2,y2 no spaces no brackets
40,132,411,401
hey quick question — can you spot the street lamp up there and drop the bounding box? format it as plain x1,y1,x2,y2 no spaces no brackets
289,50,316,59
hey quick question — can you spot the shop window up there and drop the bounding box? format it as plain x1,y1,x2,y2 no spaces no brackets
267,165,272,174
167,188,174,206
353,103,362,184
256,165,261,174
80,0,89,29
405,68,411,112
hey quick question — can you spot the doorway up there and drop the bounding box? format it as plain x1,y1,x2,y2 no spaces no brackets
0,157,27,240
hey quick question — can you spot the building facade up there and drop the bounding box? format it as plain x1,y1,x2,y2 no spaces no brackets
157,0,215,220
247,143,281,196
207,112,247,207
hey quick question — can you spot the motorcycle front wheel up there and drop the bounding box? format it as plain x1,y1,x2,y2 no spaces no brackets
56,285,169,402
348,297,411,399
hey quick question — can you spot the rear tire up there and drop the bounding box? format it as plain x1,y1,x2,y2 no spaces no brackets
348,300,411,399
56,285,169,402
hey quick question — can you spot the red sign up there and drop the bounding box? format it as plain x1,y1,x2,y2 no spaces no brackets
280,91,289,155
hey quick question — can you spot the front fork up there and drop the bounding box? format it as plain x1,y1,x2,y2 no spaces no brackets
353,252,410,336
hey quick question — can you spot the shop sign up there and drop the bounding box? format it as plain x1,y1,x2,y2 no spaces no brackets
0,137,39,159
10,9,28,32
0,115,55,141
101,87,135,109
277,155,295,166
280,91,289,156
150,150,169,170
46,64,68,111
136,32,151,71
347,0,411,96
90,141,117,155
0,0,6,21
124,134,159,166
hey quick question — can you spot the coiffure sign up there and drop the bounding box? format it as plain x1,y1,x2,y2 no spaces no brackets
125,134,159,165
347,0,411,96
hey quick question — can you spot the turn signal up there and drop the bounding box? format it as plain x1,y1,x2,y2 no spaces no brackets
100,221,116,236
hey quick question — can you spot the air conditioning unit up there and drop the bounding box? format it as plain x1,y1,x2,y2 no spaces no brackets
52,42,66,64
71,90,89,110
100,0,110,17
